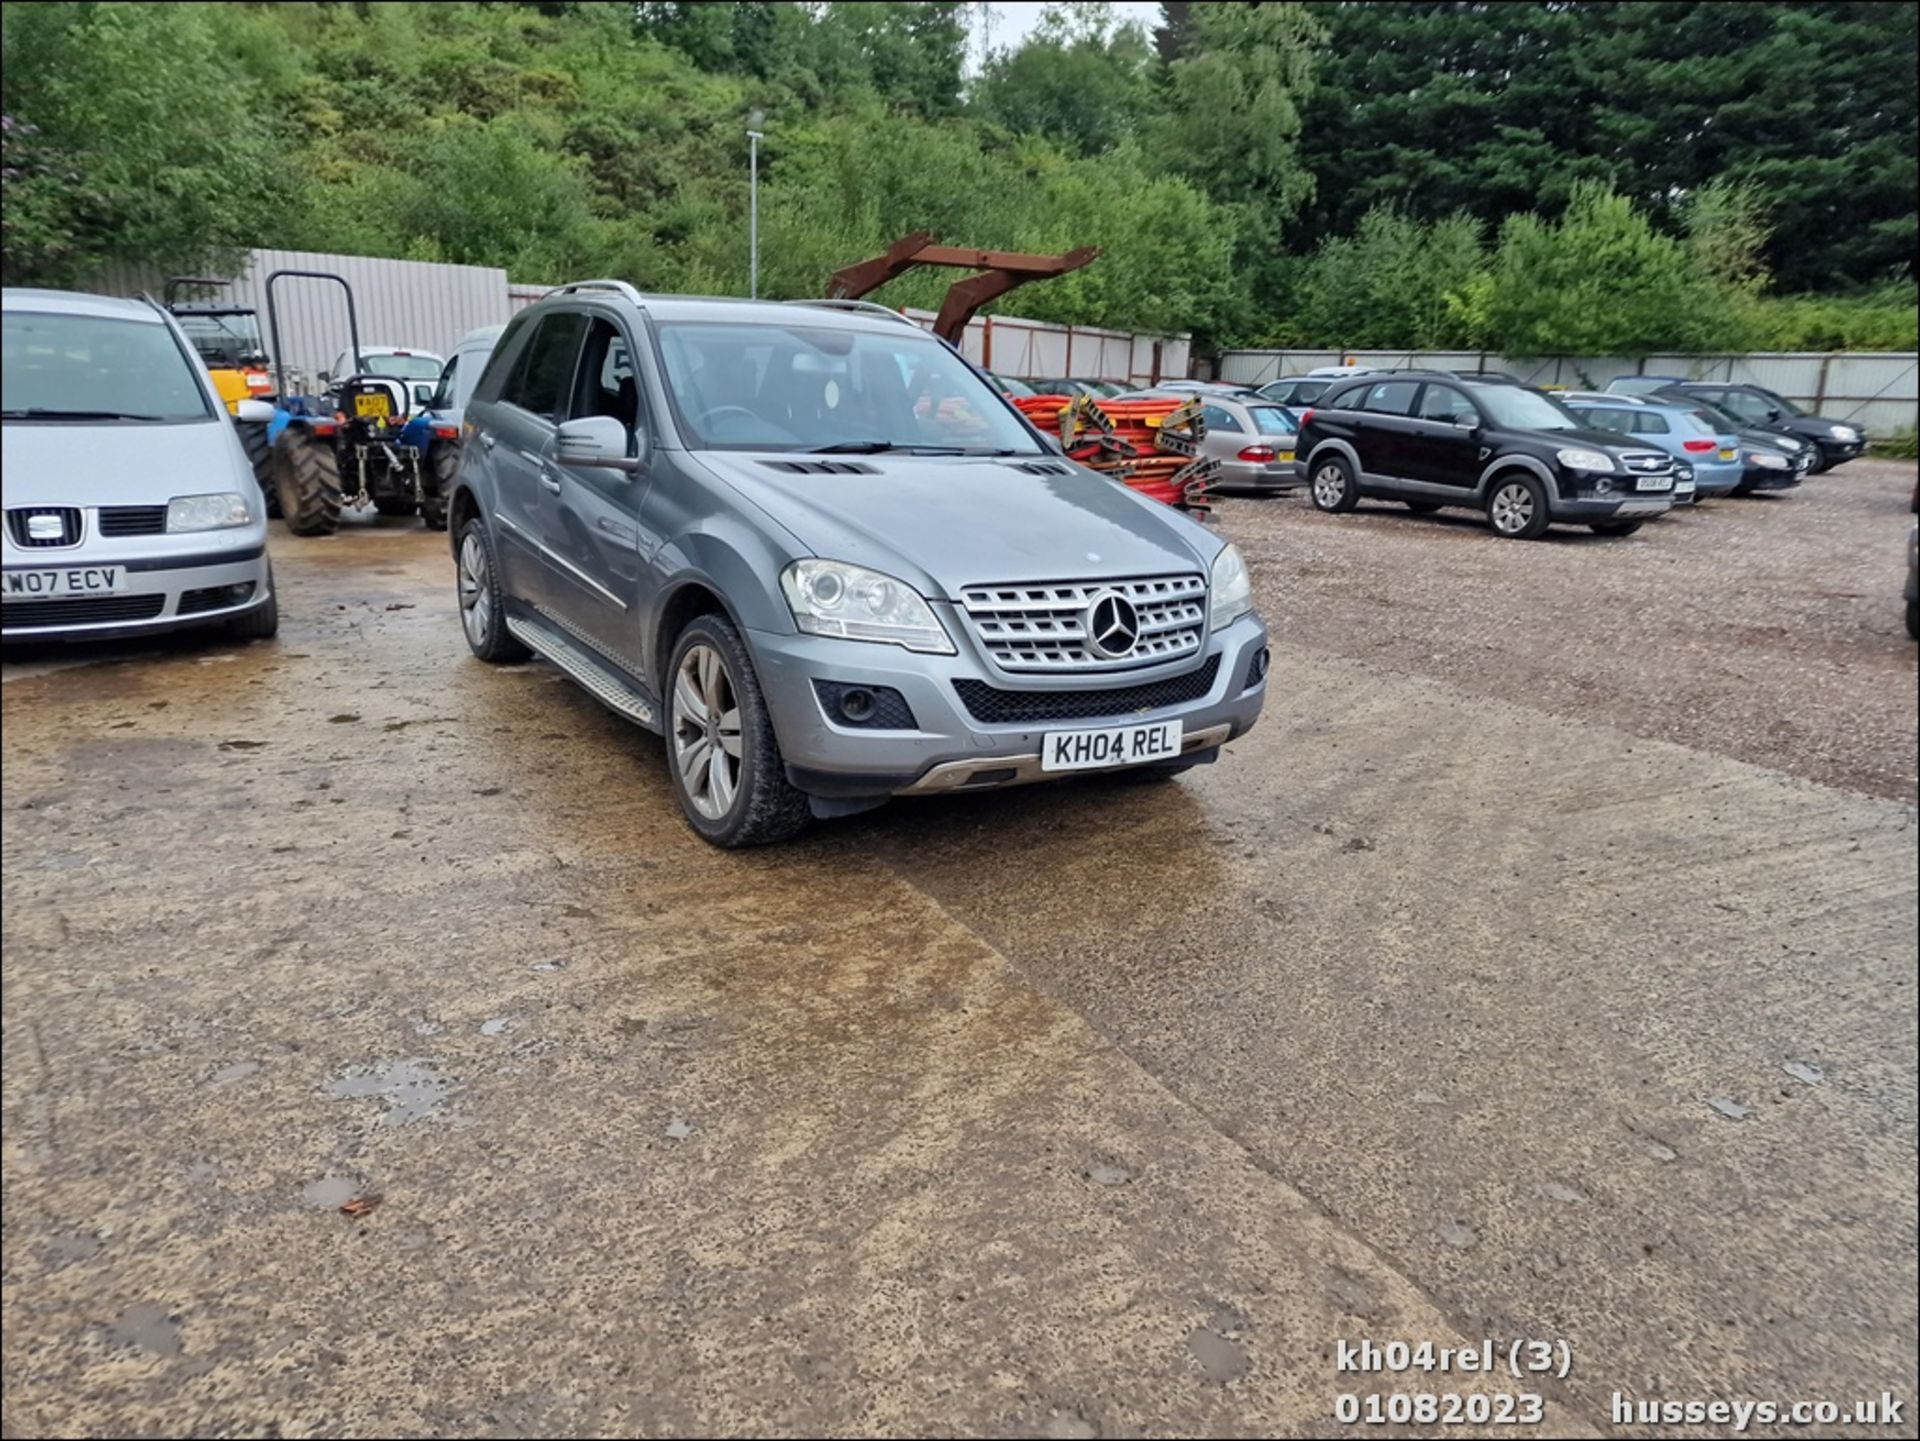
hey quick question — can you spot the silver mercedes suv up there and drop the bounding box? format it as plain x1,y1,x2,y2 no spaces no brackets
446,282,1268,846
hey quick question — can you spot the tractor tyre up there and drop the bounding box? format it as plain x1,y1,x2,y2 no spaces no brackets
273,433,343,537
237,420,277,517
421,443,459,531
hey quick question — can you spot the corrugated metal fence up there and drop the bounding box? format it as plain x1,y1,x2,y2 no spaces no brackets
97,249,514,390
1214,348,1920,436
93,247,1191,392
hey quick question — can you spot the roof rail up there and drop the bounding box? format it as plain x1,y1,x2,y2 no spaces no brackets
784,298,924,327
550,279,647,305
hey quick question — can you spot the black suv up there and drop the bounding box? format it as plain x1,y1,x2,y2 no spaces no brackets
1650,382,1865,473
1297,373,1679,539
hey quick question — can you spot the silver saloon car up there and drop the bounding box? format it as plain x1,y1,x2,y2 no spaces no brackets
3,289,277,642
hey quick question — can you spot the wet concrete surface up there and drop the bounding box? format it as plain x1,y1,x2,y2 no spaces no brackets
3,488,1915,1436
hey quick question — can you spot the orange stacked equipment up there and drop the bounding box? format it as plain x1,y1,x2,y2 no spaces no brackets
1009,392,1219,516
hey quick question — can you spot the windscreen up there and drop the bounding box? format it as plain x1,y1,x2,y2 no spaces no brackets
1476,385,1582,432
3,310,214,422
1758,387,1805,417
174,311,266,368
359,353,444,381
654,321,1042,453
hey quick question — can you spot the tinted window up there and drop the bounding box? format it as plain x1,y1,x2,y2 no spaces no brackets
1249,406,1297,436
654,320,1040,453
568,318,641,431
1360,381,1419,416
3,310,214,422
1753,386,1804,417
428,354,459,410
1417,386,1477,425
1629,411,1672,435
503,312,590,423
1712,388,1771,423
1203,404,1243,433
473,312,536,405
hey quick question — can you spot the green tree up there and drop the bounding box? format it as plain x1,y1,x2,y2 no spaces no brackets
0,1,297,287
973,4,1155,157
1485,182,1722,355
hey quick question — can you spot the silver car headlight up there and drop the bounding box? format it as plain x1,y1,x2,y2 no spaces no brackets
1556,448,1615,472
1748,451,1788,469
1830,424,1859,442
166,492,253,532
1209,542,1254,629
780,560,954,654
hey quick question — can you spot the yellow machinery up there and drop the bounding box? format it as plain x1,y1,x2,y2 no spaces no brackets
165,277,274,415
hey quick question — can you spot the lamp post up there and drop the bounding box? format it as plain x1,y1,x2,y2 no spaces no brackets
747,109,765,299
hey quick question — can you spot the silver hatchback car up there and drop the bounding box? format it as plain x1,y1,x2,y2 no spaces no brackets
2,289,277,643
447,283,1269,846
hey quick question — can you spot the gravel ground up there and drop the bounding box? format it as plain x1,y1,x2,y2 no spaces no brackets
1223,457,1920,804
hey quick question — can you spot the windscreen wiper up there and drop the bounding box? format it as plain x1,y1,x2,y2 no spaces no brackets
1,408,168,421
805,440,969,455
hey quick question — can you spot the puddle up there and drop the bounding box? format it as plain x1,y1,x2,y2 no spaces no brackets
301,1175,359,1209
324,1059,452,1125
106,1302,182,1357
1185,1327,1248,1383
1782,1060,1825,1085
1707,1097,1752,1121
479,1018,511,1037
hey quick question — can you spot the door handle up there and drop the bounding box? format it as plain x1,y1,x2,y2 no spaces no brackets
539,467,562,494
478,432,496,451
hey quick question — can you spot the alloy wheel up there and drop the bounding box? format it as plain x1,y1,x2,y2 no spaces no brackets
1490,482,1535,535
1312,464,1347,507
671,643,745,821
458,533,492,647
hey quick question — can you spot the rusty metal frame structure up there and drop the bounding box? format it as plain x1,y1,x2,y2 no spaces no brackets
827,231,1099,344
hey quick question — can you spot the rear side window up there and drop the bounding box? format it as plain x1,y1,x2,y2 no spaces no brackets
472,313,536,406
1360,381,1419,416
502,312,590,423
1630,412,1673,435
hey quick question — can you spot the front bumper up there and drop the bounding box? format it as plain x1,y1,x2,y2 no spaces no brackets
747,611,1270,799
1,545,272,641
1550,487,1675,522
1817,437,1865,465
1743,459,1806,491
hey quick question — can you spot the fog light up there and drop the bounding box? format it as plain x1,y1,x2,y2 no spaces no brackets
1593,476,1615,496
1246,646,1271,688
839,687,875,722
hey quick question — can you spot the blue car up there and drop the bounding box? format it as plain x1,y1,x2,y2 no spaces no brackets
398,324,505,531
1561,392,1744,499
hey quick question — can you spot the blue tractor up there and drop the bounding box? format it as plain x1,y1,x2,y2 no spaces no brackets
260,270,433,536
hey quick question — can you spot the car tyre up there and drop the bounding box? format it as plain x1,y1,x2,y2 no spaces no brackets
1588,520,1644,537
227,563,280,640
1486,472,1551,539
456,518,530,664
273,432,343,536
1907,596,1919,643
665,614,810,848
1308,454,1360,513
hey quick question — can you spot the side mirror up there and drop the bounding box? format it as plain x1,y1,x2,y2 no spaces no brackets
555,414,642,474
1765,407,1782,422
235,399,276,425
413,383,435,408
317,370,332,386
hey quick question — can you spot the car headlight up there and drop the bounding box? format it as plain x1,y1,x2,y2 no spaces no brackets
1209,542,1254,629
1748,451,1788,469
779,560,954,654
166,492,254,532
1830,425,1859,442
1556,448,1615,472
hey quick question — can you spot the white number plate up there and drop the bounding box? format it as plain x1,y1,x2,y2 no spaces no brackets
1041,719,1183,773
3,565,126,599
1635,474,1672,491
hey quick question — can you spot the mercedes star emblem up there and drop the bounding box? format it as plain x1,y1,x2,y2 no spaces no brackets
1084,590,1141,659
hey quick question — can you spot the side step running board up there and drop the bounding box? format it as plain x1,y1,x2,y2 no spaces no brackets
506,614,661,733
